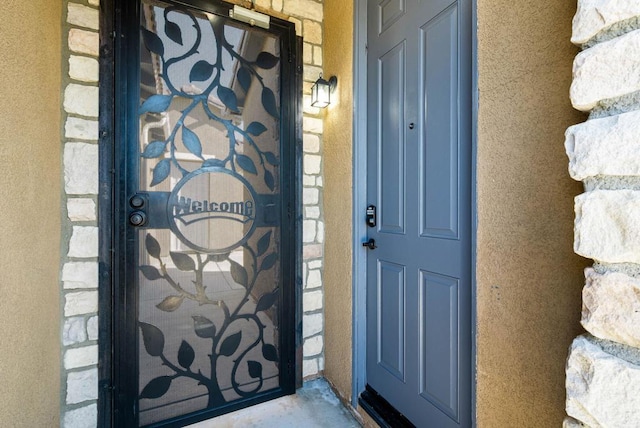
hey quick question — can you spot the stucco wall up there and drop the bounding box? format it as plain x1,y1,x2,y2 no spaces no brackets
0,1,62,426
476,1,587,426
322,0,355,402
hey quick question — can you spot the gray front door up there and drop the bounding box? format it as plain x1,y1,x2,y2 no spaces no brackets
365,0,472,426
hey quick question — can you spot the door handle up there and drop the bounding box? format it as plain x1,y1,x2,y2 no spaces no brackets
362,238,377,250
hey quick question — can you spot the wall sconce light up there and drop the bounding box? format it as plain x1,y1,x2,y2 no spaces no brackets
311,74,338,108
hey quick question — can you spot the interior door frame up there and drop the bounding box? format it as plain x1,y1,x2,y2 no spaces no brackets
351,0,479,423
98,0,303,426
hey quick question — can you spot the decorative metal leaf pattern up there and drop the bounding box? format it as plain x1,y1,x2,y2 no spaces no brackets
137,3,283,411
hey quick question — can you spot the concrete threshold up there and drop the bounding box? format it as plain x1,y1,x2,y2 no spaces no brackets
187,378,362,427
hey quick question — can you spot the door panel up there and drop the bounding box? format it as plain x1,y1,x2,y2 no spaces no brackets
365,0,471,426
111,1,299,426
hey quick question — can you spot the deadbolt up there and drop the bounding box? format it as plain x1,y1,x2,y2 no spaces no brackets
129,211,147,227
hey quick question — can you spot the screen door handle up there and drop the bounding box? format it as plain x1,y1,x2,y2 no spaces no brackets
362,238,377,250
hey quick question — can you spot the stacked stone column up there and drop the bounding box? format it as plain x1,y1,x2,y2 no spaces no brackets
565,1,640,426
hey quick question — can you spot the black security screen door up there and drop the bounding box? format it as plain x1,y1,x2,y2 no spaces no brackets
105,0,300,426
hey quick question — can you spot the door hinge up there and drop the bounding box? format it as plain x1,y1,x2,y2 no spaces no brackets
288,50,293,64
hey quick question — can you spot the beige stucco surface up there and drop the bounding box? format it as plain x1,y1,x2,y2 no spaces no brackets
322,0,355,404
0,1,62,426
476,1,587,426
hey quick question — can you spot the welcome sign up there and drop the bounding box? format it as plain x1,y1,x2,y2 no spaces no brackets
168,168,257,253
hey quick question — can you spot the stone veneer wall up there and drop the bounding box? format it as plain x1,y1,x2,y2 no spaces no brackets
564,1,640,426
59,0,326,426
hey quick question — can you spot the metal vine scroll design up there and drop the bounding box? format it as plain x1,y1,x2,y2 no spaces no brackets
140,5,280,190
139,233,279,406
137,4,282,408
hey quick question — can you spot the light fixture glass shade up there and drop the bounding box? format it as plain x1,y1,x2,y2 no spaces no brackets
311,76,331,108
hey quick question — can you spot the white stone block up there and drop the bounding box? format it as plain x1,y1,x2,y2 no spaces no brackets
64,143,99,195
69,29,99,57
304,290,323,312
303,220,317,243
65,117,99,140
303,175,316,186
308,260,322,269
313,46,323,66
303,187,319,205
582,268,640,348
303,20,322,45
303,313,323,338
67,198,97,222
64,84,99,117
303,133,320,153
272,0,283,12
307,269,322,289
303,116,323,134
575,190,640,263
283,0,323,21
304,335,324,357
64,345,99,369
63,317,87,346
68,226,99,258
305,206,320,219
566,336,640,427
304,154,322,175
303,358,319,378
68,3,99,30
563,417,586,427
316,176,323,187
566,110,640,180
65,291,99,316
87,316,98,341
66,368,98,404
304,65,323,83
317,221,324,244
572,0,640,45
69,55,99,83
63,404,97,428
62,262,98,289
571,29,640,111
88,0,99,6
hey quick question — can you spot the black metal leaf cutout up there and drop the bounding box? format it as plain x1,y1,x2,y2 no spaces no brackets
165,19,183,45
237,67,252,92
256,288,279,312
257,231,272,257
190,60,215,82
264,170,275,191
145,234,161,258
255,52,279,69
192,315,216,338
170,251,196,271
218,86,239,112
156,295,184,312
139,94,173,115
142,141,167,158
229,259,248,287
150,158,171,187
246,122,267,136
264,152,279,166
262,344,278,362
219,331,242,357
261,87,279,118
141,27,164,56
248,360,263,379
140,376,172,399
182,126,203,159
178,340,195,369
140,322,165,357
140,265,162,281
236,154,257,175
260,253,277,272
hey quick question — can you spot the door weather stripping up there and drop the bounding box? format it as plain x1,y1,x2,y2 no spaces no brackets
229,5,270,29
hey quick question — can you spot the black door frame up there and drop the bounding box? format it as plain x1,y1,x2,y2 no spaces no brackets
351,0,478,425
98,1,303,426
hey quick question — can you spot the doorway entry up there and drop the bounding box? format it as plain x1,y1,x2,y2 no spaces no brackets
358,0,473,426
101,1,300,426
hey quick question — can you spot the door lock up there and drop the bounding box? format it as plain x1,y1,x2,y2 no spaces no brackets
129,211,147,227
362,238,377,250
365,205,377,228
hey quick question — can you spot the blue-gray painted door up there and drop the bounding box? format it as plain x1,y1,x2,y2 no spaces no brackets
365,0,472,426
